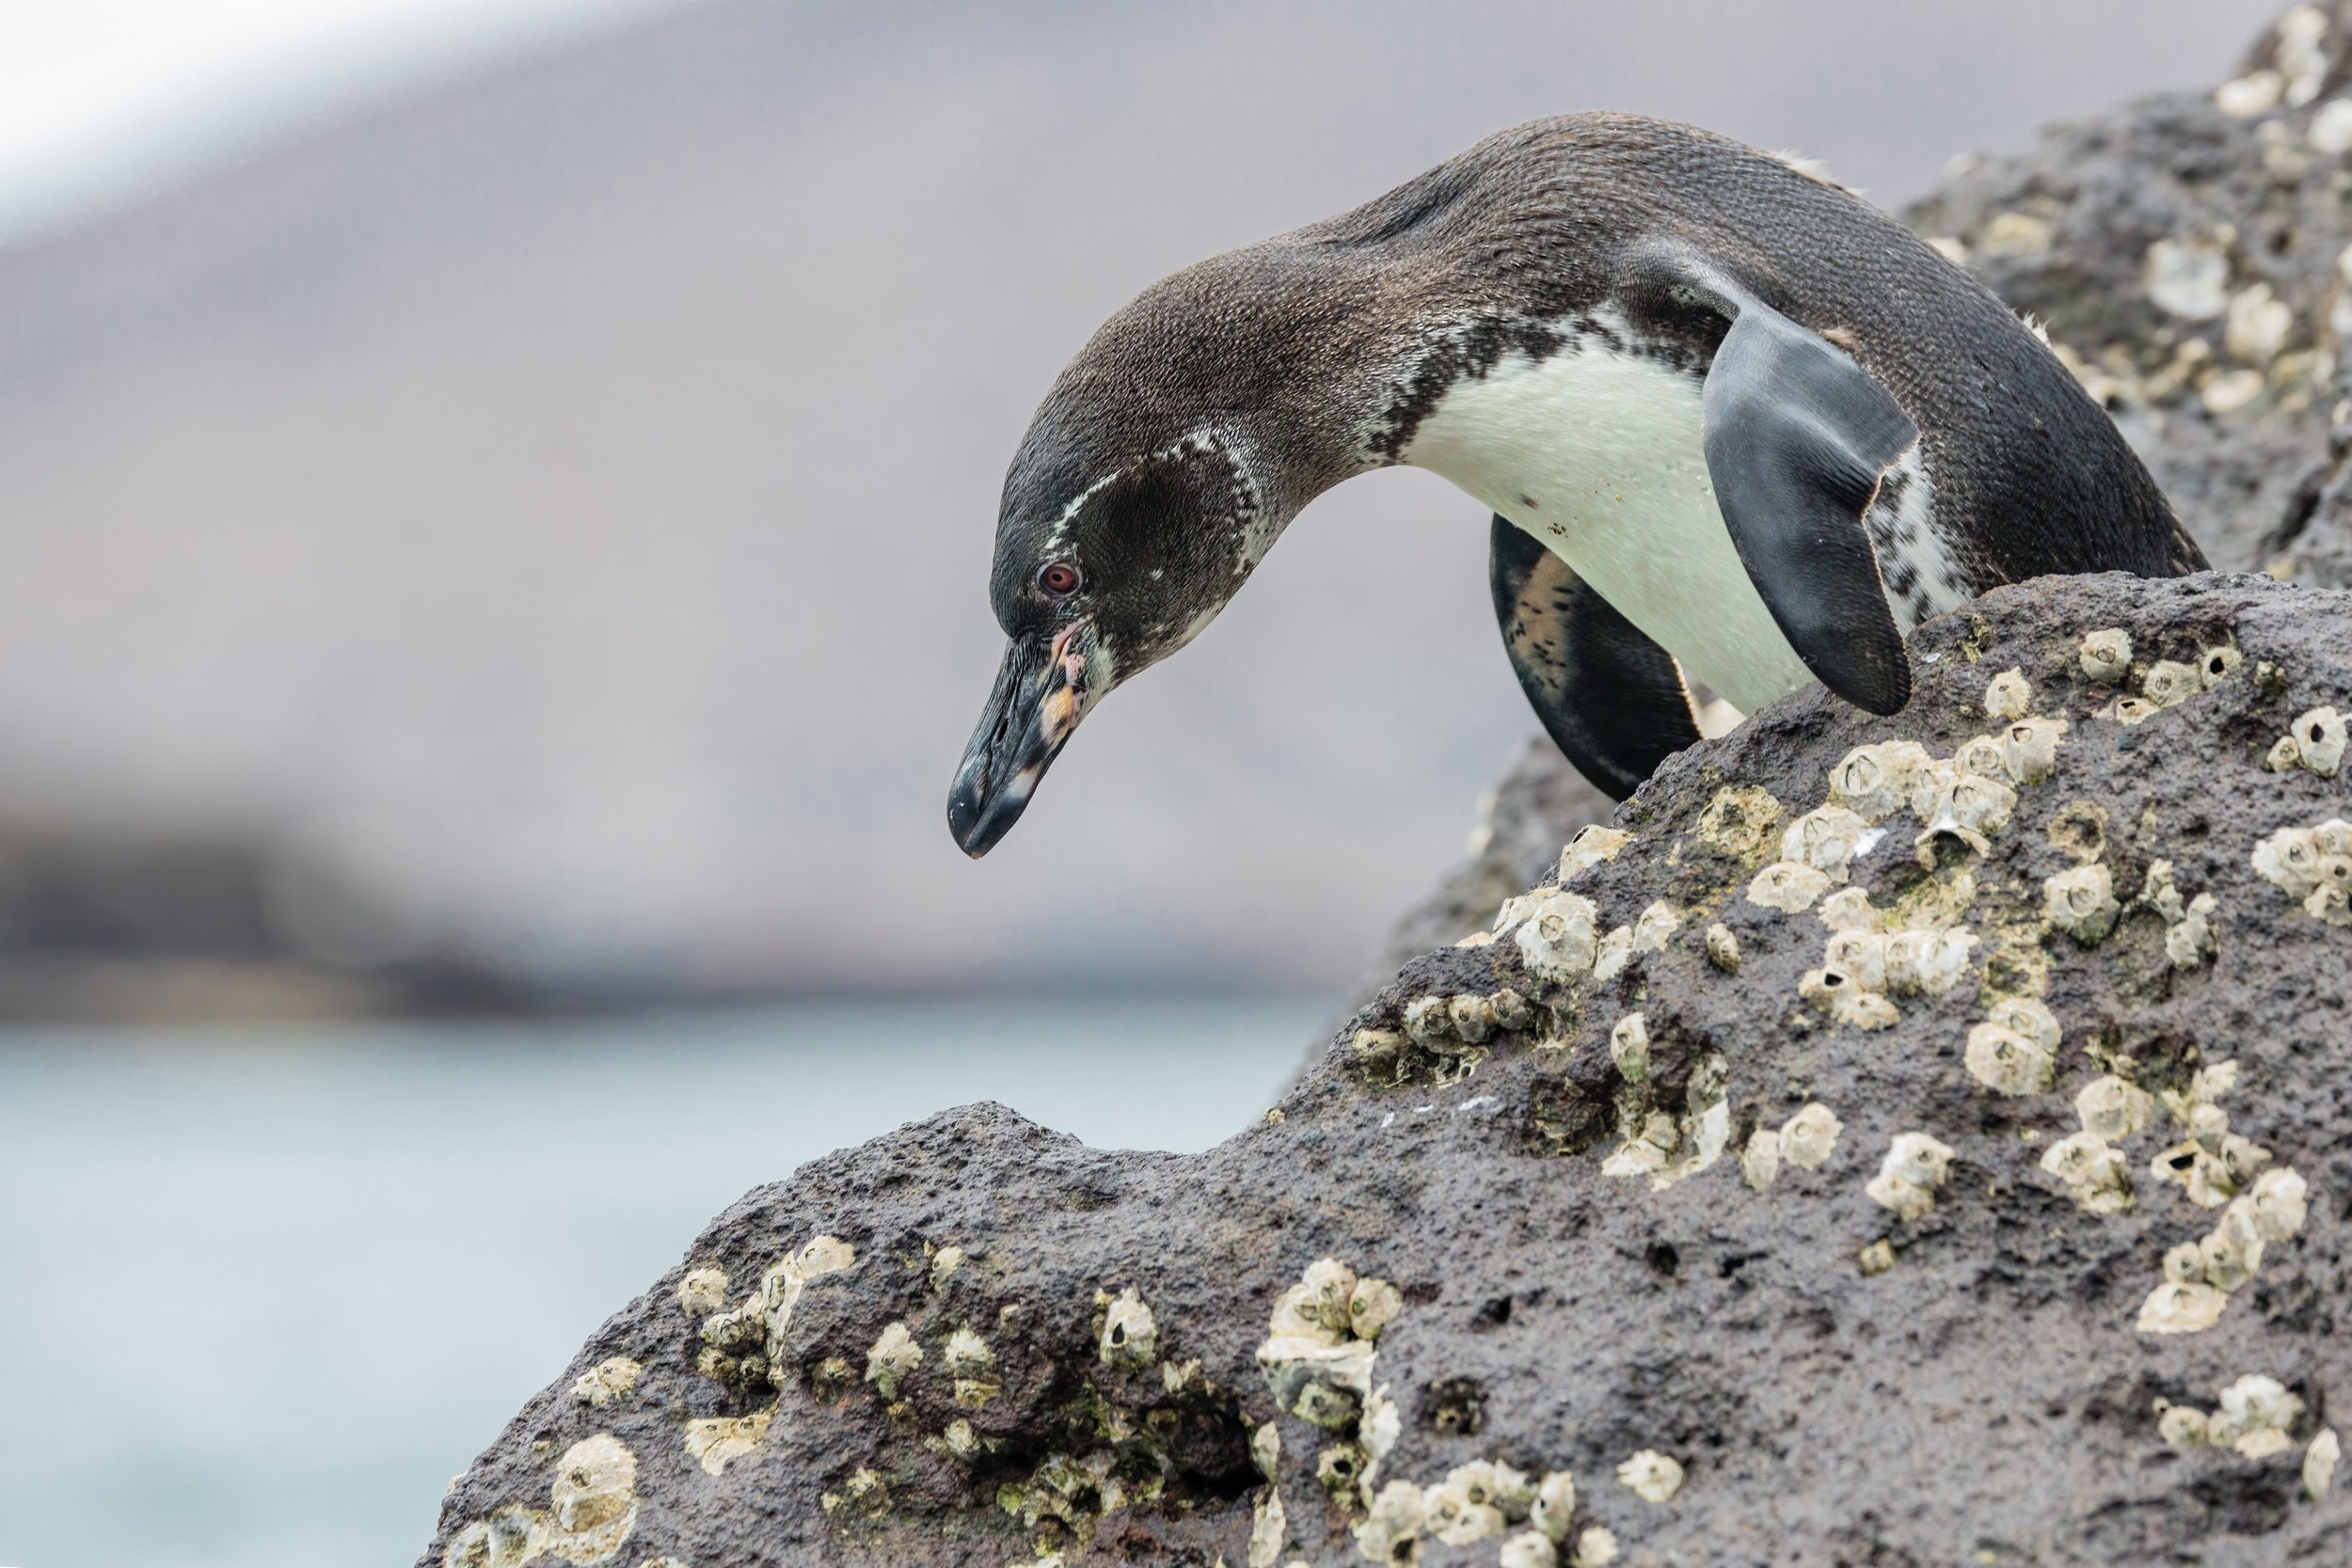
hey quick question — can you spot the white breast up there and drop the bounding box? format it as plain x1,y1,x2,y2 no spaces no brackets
1401,325,1815,716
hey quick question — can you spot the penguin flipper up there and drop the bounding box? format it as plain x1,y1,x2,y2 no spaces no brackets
1676,273,1918,715
1489,515,1701,800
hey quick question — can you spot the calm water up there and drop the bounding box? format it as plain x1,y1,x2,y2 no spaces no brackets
0,997,1327,1568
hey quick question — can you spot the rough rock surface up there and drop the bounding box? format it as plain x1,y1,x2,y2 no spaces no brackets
425,569,2351,1567
1387,0,2352,969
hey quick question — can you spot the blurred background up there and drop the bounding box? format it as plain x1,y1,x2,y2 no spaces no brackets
0,1,2289,1563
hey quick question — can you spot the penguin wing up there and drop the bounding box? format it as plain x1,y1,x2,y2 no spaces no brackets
1677,271,1917,715
1489,515,1701,800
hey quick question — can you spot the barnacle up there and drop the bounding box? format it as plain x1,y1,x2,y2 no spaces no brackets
2098,697,2157,725
1704,923,1740,973
676,1266,729,1317
945,1326,1000,1409
2075,1076,2155,1140
2308,1429,2342,1500
1910,761,2015,854
1353,1480,1425,1564
1591,926,1634,983
1816,887,1883,933
1349,1275,1403,1341
1248,1483,1286,1568
683,1409,773,1476
1798,966,1898,1029
1695,785,1785,859
1571,1527,1619,1567
2043,864,2121,942
1955,732,2008,778
1748,861,1832,912
1983,667,2032,720
1500,1531,1559,1568
2079,627,2132,681
1630,900,1683,954
2199,644,2242,687
546,1434,639,1560
1740,1127,1783,1191
1559,824,1632,882
1099,1287,1157,1370
1530,1471,1578,1544
2291,705,2345,774
2140,659,2204,708
2137,1280,2230,1335
2249,1167,2309,1239
1780,1102,1843,1169
2155,1401,2211,1449
2041,1132,2134,1213
1609,1012,1650,1083
1615,1449,1684,1503
1422,1479,1503,1544
1352,1029,1409,1080
1781,803,1873,880
2251,824,2326,895
1999,717,2069,784
1515,890,1601,983
1965,1020,2055,1096
1866,1132,1955,1221
1402,996,1454,1049
1447,994,1499,1045
1316,1442,1367,1497
572,1356,642,1409
1882,927,1979,995
1829,739,1935,820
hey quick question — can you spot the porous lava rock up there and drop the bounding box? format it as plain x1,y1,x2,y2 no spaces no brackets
423,569,2351,1567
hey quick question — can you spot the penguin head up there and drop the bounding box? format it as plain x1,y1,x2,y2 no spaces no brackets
948,253,1355,857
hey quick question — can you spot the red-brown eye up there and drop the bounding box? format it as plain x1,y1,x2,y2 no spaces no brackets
1037,561,1082,597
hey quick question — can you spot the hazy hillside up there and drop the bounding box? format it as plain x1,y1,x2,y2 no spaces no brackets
0,0,2284,1002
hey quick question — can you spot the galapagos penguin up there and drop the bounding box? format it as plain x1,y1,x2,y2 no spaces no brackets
947,113,2203,857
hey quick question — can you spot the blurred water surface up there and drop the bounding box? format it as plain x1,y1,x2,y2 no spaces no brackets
0,997,1323,1568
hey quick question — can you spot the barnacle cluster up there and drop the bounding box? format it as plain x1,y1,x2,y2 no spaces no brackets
2133,1062,2311,1335
2125,860,2218,968
1742,1101,1844,1192
1258,1256,1404,1535
2153,1371,2344,1500
2154,1374,2308,1459
691,1233,856,1392
1356,984,1537,1087
2250,816,2352,926
1355,1459,1602,1566
1597,1029,1730,1192
2265,705,2346,776
2085,629,2243,725
443,1434,642,1568
2040,1072,2155,1215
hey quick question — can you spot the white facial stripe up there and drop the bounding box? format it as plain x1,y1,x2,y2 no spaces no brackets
1042,427,1267,571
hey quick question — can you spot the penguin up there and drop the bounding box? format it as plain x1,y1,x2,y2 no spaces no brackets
946,113,2203,857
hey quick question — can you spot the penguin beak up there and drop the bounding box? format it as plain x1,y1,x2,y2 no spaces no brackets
947,624,1092,858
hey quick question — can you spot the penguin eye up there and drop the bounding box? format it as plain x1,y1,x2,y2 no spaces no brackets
1037,561,1083,597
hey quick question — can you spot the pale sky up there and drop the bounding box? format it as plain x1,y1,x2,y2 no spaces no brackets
0,0,686,242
